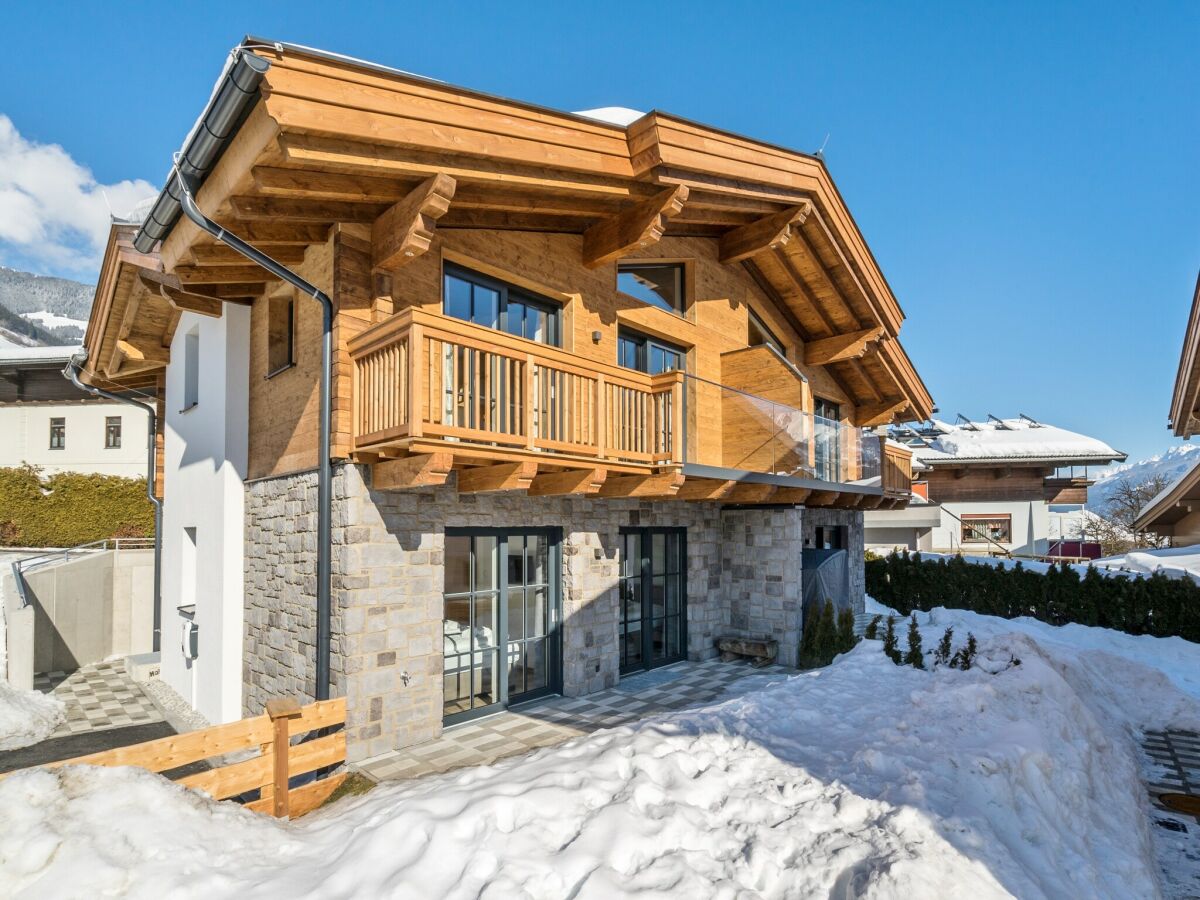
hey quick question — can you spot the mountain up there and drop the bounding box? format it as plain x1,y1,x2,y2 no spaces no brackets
1088,444,1200,512
0,267,93,344
0,299,60,348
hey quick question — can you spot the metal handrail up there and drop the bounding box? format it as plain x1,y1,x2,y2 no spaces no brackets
8,538,156,609
940,506,1014,558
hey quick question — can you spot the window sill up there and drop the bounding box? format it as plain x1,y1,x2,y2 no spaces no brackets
179,402,199,415
265,362,295,380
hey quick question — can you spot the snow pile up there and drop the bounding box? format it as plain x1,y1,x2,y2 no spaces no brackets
903,417,1123,465
0,680,64,751
1093,544,1200,583
4,622,1194,898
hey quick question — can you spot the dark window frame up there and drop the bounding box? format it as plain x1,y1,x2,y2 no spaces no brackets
616,262,686,315
105,415,122,449
748,307,786,355
813,397,842,482
443,263,562,346
619,526,688,675
266,293,296,379
49,417,65,450
616,327,687,375
961,514,1013,544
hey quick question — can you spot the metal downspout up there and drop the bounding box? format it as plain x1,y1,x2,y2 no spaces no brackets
63,352,163,652
173,172,334,702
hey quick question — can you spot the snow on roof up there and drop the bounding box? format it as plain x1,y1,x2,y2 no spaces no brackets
572,107,647,126
0,345,82,365
897,418,1124,466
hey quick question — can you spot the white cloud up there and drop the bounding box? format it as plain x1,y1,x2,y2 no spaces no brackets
0,115,157,275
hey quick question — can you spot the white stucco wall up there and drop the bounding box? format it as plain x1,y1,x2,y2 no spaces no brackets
931,500,1050,557
0,401,149,477
160,308,250,724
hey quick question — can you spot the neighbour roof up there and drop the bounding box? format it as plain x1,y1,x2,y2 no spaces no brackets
0,345,81,365
1134,455,1200,535
893,417,1126,467
1169,271,1200,438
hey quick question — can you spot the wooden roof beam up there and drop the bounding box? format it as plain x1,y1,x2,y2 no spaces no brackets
677,478,736,501
527,467,607,496
857,399,909,427
724,483,777,504
189,244,307,266
596,471,684,498
456,461,537,494
371,453,453,490
718,202,812,264
116,339,168,366
582,185,689,268
372,174,457,272
803,327,885,366
139,271,226,318
175,265,278,285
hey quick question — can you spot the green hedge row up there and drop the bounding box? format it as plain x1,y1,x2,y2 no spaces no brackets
866,551,1200,644
0,465,154,548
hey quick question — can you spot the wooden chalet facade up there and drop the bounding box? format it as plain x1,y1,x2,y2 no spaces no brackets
82,40,931,755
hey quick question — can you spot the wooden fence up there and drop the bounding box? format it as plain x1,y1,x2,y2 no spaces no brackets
0,697,346,820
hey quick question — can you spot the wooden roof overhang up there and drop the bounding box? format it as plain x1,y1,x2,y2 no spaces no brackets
141,42,932,423
1134,457,1200,535
1169,271,1200,438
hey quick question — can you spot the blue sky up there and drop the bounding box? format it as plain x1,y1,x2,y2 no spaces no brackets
0,1,1196,463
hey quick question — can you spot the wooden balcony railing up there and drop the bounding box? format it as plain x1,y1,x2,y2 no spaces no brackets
349,309,683,467
880,439,913,497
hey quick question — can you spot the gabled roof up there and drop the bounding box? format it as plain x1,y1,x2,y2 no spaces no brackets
894,417,1126,468
1134,455,1200,535
1169,270,1200,438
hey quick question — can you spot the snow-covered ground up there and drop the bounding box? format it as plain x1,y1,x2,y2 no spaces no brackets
1092,545,1200,583
18,310,87,332
0,680,64,752
3,607,1199,899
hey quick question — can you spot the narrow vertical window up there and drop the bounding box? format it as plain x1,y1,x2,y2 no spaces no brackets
105,416,122,449
267,292,295,376
49,417,65,450
183,328,200,410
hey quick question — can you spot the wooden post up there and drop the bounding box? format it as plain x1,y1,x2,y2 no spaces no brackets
266,698,303,818
408,323,424,437
595,374,607,459
524,354,536,450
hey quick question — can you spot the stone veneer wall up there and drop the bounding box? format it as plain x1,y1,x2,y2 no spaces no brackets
803,507,867,614
719,507,805,667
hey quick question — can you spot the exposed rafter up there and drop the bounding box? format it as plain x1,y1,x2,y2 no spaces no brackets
582,185,689,268
455,461,537,493
803,327,885,366
116,339,168,365
527,467,607,496
718,202,812,264
371,453,453,490
138,271,225,318
372,173,457,272
596,472,684,498
676,478,735,501
857,399,909,427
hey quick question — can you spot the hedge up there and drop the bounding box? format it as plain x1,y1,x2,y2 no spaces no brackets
866,551,1200,644
0,465,155,548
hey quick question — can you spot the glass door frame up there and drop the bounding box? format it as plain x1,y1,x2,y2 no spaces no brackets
443,526,563,725
619,526,689,675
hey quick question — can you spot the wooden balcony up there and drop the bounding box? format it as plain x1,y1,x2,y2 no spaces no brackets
880,440,914,500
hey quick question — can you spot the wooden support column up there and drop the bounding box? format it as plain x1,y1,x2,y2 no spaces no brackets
372,173,456,271
265,698,302,819
803,327,885,366
596,472,684,498
371,452,453,490
527,467,607,497
456,462,538,494
718,202,812,264
582,185,689,268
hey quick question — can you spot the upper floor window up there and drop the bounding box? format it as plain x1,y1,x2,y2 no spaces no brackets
617,328,685,375
183,327,200,411
267,293,295,377
617,263,684,314
105,416,122,449
748,308,785,356
49,417,65,450
444,264,560,346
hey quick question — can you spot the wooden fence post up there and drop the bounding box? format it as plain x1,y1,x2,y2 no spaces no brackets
265,698,303,818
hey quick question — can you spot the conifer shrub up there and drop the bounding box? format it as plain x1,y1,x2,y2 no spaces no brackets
800,600,861,669
934,626,954,666
904,614,925,668
864,614,882,641
882,615,901,664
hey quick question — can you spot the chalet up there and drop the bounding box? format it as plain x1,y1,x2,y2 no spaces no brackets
865,416,1125,558
78,39,931,759
1136,271,1200,544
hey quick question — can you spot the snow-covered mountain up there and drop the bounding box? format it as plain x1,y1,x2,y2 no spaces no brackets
1088,443,1200,512
0,268,92,344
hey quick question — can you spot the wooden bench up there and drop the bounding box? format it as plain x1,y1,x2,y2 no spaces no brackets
717,635,778,668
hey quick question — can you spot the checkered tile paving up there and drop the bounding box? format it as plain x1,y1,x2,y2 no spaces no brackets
1141,730,1200,898
35,661,164,737
359,659,789,782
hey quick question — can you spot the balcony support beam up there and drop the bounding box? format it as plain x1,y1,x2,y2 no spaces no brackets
596,471,684,498
371,452,453,490
455,461,537,494
582,185,688,268
372,173,457,272
724,483,778,504
718,202,812,264
677,478,735,501
527,467,607,497
805,490,841,507
771,487,812,505
803,327,885,366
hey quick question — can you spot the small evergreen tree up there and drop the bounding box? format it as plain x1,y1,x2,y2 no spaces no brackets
882,615,901,664
934,626,954,666
799,601,820,669
816,600,838,664
951,633,978,670
904,614,925,668
864,614,882,641
837,607,857,653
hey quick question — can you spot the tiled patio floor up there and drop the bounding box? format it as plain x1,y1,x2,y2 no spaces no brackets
35,660,164,737
358,658,792,782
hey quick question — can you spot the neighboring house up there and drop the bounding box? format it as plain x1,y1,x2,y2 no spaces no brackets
79,39,931,756
1137,271,1200,545
0,345,149,478
865,416,1125,558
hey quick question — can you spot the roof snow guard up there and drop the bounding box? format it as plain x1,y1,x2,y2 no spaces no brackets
133,48,271,254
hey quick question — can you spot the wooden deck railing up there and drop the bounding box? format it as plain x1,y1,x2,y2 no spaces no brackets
0,697,347,820
881,440,914,497
350,308,683,465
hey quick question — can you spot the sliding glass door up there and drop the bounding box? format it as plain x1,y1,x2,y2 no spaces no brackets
619,528,687,674
443,529,560,723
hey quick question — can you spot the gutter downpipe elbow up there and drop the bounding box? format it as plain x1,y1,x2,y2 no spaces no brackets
174,172,334,703
63,351,163,652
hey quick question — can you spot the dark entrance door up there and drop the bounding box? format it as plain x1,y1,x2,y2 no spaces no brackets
619,527,687,674
442,528,561,723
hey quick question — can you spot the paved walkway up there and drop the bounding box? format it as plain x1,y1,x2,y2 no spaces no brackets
358,658,790,782
1141,729,1200,899
35,660,164,737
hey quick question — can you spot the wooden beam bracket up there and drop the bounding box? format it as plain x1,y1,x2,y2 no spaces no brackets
719,202,812,264
582,185,689,268
372,173,457,272
803,326,885,366
371,453,454,490
455,461,538,494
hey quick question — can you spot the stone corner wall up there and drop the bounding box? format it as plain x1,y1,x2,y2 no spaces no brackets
802,507,867,615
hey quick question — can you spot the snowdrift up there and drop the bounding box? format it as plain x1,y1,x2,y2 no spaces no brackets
3,616,1197,899
0,681,64,752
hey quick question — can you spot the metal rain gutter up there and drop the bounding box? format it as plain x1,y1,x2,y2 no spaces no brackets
173,171,334,703
63,351,163,652
133,48,270,254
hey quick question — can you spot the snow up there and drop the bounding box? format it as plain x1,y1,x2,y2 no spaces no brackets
1092,545,1200,583
902,417,1124,465
19,310,87,331
573,107,647,126
4,612,1197,898
0,680,64,752
1090,443,1200,512
0,344,81,363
